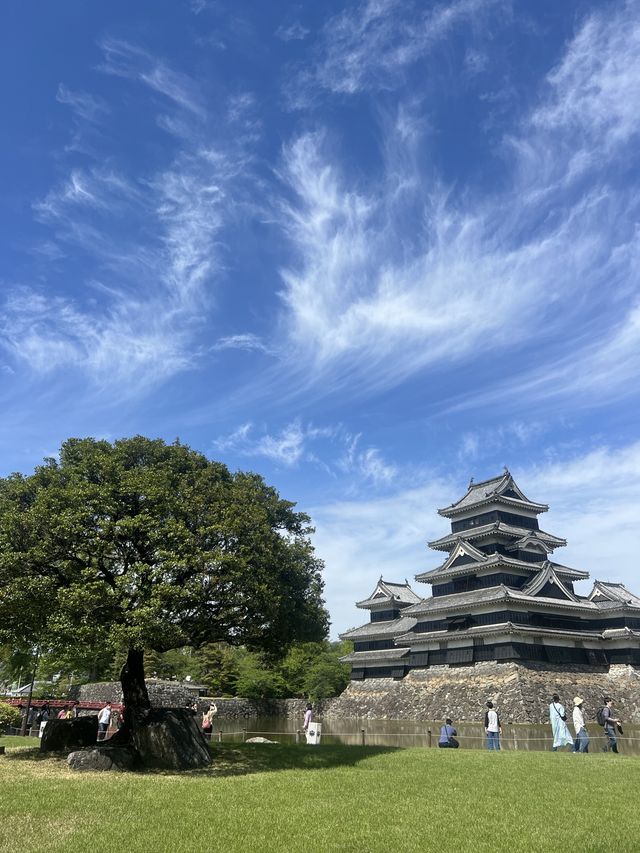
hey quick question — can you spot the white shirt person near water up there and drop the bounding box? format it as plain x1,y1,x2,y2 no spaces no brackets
549,693,574,750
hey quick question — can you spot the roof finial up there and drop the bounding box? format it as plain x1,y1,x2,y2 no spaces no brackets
503,465,509,474
468,476,474,487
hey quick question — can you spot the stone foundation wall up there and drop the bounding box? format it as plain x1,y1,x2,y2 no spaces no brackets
325,662,640,724
68,683,328,722
70,679,200,708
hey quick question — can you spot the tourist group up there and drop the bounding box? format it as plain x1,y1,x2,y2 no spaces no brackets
438,696,624,752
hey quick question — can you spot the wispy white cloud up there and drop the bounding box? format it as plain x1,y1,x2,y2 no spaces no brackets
275,22,310,42
212,334,271,354
336,431,398,485
0,43,251,398
458,421,547,462
214,420,310,466
530,3,640,154
290,0,506,101
56,84,110,122
274,2,640,411
447,299,640,415
213,419,398,483
99,38,206,118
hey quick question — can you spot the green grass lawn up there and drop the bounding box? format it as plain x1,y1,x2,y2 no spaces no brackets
1,736,638,852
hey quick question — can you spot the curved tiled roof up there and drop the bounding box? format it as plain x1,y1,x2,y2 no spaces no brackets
339,615,417,641
340,648,409,663
437,472,548,518
403,584,605,618
356,578,421,609
428,522,566,551
397,622,603,645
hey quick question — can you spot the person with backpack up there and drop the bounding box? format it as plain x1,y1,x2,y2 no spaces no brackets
549,693,574,751
572,697,589,753
484,701,501,750
438,717,459,748
598,697,622,753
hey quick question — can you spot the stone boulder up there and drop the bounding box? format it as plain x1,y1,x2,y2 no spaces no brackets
67,746,137,772
40,716,98,753
246,736,278,743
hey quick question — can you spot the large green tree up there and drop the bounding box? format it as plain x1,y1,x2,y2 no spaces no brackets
0,436,328,764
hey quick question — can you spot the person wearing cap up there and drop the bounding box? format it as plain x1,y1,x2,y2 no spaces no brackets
549,693,573,751
572,697,589,753
602,697,621,754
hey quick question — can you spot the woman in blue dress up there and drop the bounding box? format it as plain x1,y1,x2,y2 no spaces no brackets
549,693,574,750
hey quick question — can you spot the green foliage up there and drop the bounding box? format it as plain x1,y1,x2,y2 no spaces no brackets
193,642,243,695
0,437,329,676
278,640,352,699
234,654,288,699
0,701,20,730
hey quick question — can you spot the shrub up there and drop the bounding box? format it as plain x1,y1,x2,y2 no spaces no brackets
0,701,21,731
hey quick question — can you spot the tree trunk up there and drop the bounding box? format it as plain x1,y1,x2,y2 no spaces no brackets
111,648,211,770
120,647,152,733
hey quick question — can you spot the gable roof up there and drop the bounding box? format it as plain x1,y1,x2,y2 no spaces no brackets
589,581,640,608
521,563,579,601
428,522,566,551
437,471,548,518
355,578,421,609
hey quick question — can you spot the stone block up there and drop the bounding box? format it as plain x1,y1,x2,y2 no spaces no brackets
40,716,98,753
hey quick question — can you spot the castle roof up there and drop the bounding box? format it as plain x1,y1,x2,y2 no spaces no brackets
438,471,548,518
356,578,421,609
340,647,409,664
589,581,640,608
340,615,417,641
415,547,588,584
428,522,566,551
403,584,603,618
397,621,604,645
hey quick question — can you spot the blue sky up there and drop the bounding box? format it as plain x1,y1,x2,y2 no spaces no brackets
2,0,640,637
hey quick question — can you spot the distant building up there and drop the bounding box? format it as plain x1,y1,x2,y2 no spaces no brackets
341,471,640,679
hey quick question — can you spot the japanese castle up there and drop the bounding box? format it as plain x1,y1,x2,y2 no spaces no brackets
341,471,640,680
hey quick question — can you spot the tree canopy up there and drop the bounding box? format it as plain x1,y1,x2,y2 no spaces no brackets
0,436,329,671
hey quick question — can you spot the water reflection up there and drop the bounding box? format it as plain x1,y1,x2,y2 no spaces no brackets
210,717,640,756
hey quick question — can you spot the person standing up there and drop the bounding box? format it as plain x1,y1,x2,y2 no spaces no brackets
438,718,459,748
601,697,621,753
201,703,217,738
303,703,314,732
572,697,589,753
484,701,501,751
549,693,574,751
97,702,112,741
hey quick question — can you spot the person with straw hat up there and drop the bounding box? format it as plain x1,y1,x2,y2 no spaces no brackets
572,697,589,753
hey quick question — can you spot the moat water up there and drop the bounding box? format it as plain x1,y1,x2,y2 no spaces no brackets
211,716,640,755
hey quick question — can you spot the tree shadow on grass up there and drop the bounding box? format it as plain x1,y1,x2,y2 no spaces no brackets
183,742,400,778
2,741,399,778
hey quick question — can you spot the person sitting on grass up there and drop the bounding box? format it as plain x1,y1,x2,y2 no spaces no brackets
438,718,459,748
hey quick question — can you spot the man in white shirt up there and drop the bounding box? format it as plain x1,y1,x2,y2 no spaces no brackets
572,697,589,753
97,702,112,741
484,701,501,751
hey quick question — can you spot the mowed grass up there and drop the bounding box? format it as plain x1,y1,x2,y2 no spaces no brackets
1,736,639,853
